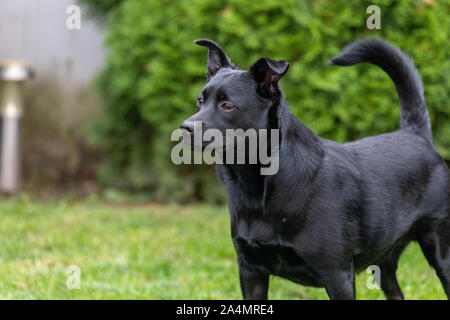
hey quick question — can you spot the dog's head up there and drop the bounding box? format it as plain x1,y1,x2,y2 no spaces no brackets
180,39,289,145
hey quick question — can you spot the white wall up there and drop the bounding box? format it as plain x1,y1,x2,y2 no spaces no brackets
0,0,105,86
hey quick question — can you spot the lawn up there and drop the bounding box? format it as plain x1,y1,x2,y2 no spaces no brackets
0,196,446,299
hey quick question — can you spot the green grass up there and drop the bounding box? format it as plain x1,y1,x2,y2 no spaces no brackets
0,196,446,299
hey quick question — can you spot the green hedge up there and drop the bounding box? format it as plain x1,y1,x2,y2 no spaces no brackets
82,0,450,203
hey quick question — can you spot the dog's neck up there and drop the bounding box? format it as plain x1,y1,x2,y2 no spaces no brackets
276,98,324,173
221,98,324,206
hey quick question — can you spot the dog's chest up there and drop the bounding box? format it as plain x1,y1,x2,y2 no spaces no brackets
232,217,322,287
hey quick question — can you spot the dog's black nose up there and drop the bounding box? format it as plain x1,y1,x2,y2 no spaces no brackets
180,120,194,134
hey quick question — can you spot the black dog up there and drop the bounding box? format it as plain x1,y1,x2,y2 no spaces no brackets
181,38,449,300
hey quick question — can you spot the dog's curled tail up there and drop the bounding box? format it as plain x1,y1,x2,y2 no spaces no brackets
329,38,432,140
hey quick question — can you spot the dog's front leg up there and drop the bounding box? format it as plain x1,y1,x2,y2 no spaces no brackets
321,268,356,300
238,261,269,300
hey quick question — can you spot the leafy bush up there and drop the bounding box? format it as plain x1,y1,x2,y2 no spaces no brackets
82,0,450,203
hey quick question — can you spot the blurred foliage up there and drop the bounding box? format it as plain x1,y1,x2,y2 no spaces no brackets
78,0,123,17
81,0,450,203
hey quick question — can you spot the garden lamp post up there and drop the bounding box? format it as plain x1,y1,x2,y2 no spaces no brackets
0,61,33,194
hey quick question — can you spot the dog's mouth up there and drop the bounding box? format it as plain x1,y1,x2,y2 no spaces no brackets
180,130,209,151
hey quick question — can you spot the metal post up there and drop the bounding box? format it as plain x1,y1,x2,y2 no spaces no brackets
0,61,33,194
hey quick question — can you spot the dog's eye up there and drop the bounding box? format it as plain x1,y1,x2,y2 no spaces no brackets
196,97,204,108
219,101,235,111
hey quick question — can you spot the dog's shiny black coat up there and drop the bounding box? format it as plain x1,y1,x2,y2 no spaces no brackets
182,39,449,299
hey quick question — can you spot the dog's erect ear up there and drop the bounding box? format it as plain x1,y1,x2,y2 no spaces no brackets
194,39,233,81
249,58,289,98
